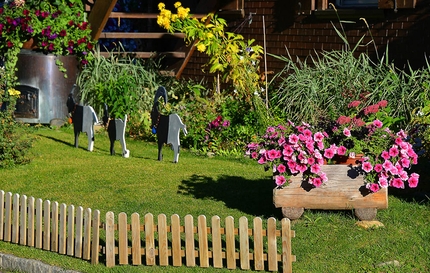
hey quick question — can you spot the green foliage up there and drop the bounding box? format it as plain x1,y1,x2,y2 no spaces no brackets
157,2,263,101
270,21,429,128
0,70,35,168
409,100,430,159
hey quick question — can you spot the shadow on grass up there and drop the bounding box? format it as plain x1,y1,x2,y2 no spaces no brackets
178,174,283,219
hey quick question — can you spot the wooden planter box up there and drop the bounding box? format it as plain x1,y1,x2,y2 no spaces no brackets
273,165,388,220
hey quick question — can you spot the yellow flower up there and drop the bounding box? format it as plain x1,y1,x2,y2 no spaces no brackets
206,32,214,39
174,2,181,8
8,88,21,97
196,43,206,52
160,8,171,19
177,6,189,19
158,2,165,10
171,14,178,22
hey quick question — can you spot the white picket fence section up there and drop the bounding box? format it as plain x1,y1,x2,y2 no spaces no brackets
0,190,295,272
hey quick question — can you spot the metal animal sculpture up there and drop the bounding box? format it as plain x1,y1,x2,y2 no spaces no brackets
66,85,98,151
151,86,187,163
102,104,130,158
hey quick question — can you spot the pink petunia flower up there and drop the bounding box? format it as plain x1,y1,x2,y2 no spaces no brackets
362,162,373,172
277,164,287,173
337,146,347,156
373,119,383,128
390,178,404,189
311,177,322,187
408,173,419,188
381,151,390,160
343,128,351,137
374,164,383,173
367,183,380,193
324,148,335,159
288,134,299,144
389,146,399,157
275,175,286,186
310,164,321,174
314,132,324,142
378,176,389,188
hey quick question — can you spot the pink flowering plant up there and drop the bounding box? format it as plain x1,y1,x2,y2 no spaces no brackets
246,100,420,193
0,0,95,85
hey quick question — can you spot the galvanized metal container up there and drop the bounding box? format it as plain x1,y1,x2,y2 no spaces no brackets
14,49,79,125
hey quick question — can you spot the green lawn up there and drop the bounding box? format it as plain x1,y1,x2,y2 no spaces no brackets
0,126,429,273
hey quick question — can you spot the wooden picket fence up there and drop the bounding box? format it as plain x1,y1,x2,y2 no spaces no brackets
0,190,296,272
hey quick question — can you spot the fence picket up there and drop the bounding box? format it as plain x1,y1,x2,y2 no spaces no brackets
225,216,236,269
118,212,128,264
0,190,4,241
51,201,59,252
267,217,277,271
105,211,115,267
75,206,84,258
131,212,141,265
91,210,100,265
211,216,222,268
158,214,169,266
145,213,155,265
171,214,182,266
0,192,295,272
282,218,294,273
59,203,67,255
19,195,27,246
253,217,264,270
239,216,250,270
67,205,75,256
83,208,92,260
35,198,42,249
4,192,12,242
184,215,195,267
27,196,35,247
12,193,19,244
198,215,209,268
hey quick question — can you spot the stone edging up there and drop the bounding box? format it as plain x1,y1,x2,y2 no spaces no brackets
0,252,80,273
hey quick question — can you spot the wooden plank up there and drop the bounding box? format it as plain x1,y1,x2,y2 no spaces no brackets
131,213,141,265
184,215,195,266
91,210,100,265
35,198,42,249
145,213,155,265
51,201,59,252
12,193,19,243
211,216,223,268
58,204,67,255
88,0,118,40
267,218,278,271
19,195,27,245
75,207,84,258
98,51,186,59
282,218,294,273
99,32,185,39
198,215,209,267
118,212,128,264
43,200,50,251
105,211,115,267
239,216,250,270
253,217,264,271
0,191,4,241
171,214,182,266
4,192,12,242
67,205,75,256
27,197,35,247
273,165,388,210
225,216,236,269
158,214,169,266
109,12,207,19
83,208,92,260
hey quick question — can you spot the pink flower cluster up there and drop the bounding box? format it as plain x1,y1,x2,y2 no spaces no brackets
360,130,419,192
246,123,329,188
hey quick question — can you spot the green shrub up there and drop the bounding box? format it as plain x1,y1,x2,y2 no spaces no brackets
0,69,35,168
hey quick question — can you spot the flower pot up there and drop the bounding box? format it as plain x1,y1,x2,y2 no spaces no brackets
273,165,388,220
14,50,79,125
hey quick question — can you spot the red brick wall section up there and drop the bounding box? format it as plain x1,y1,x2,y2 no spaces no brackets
180,0,430,83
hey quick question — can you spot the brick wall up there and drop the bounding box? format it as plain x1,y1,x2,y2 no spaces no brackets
180,0,430,83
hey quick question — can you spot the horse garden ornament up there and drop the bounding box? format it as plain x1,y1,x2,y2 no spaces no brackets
102,104,130,158
151,86,187,163
66,85,98,151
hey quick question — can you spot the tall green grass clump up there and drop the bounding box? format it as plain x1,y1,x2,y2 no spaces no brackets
270,19,430,127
